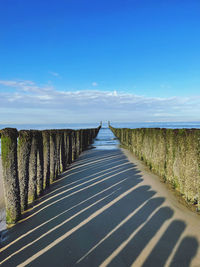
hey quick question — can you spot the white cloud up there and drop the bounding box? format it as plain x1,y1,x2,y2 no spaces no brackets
113,90,117,96
49,71,60,77
0,79,200,123
92,82,98,86
0,80,35,87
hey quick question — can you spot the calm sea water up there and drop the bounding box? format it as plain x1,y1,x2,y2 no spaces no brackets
93,127,119,150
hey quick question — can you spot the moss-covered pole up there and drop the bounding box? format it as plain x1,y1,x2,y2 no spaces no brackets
71,131,76,162
37,131,44,196
87,129,91,146
55,130,61,176
82,129,87,151
18,130,32,212
1,128,21,223
88,129,91,145
75,130,80,158
89,129,93,144
81,129,85,151
79,130,83,154
84,129,88,148
67,130,72,165
28,130,39,203
92,128,96,139
60,130,66,173
83,129,87,150
49,130,57,183
63,130,69,170
42,130,50,189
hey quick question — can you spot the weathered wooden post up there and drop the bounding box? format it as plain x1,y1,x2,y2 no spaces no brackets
197,131,200,212
92,128,95,140
71,131,76,162
87,129,90,146
86,129,89,148
55,130,63,176
28,130,39,203
1,128,21,223
81,129,85,151
49,130,57,183
89,129,93,144
18,130,32,211
63,130,69,170
59,130,65,173
82,129,87,151
79,129,83,154
42,130,50,189
88,129,91,146
84,129,87,148
55,130,60,175
37,131,44,196
75,130,80,158
67,130,72,165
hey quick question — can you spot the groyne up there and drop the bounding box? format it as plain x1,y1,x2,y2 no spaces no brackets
0,126,100,224
109,126,200,209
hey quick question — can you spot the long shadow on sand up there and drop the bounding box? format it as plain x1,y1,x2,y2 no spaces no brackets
0,149,198,266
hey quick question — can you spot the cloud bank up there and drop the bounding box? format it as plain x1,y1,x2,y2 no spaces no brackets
0,79,199,124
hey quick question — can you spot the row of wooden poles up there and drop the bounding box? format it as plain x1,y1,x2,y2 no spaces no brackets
0,126,101,224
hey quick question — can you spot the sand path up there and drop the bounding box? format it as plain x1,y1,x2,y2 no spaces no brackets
0,148,200,266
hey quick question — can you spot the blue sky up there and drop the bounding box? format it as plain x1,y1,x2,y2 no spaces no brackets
0,0,200,123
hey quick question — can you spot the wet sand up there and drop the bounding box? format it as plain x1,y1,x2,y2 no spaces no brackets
0,148,200,266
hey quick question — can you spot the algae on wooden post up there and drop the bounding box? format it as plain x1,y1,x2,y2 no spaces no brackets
76,130,80,158
62,130,68,171
196,130,200,211
1,128,21,223
28,130,39,203
49,130,57,183
55,130,61,176
110,125,200,209
37,131,44,196
92,128,96,140
81,129,86,151
42,130,50,189
79,130,83,154
59,130,65,173
0,125,101,224
89,129,93,145
63,130,70,166
18,130,32,212
84,129,89,149
71,131,76,162
87,129,90,146
67,130,73,165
